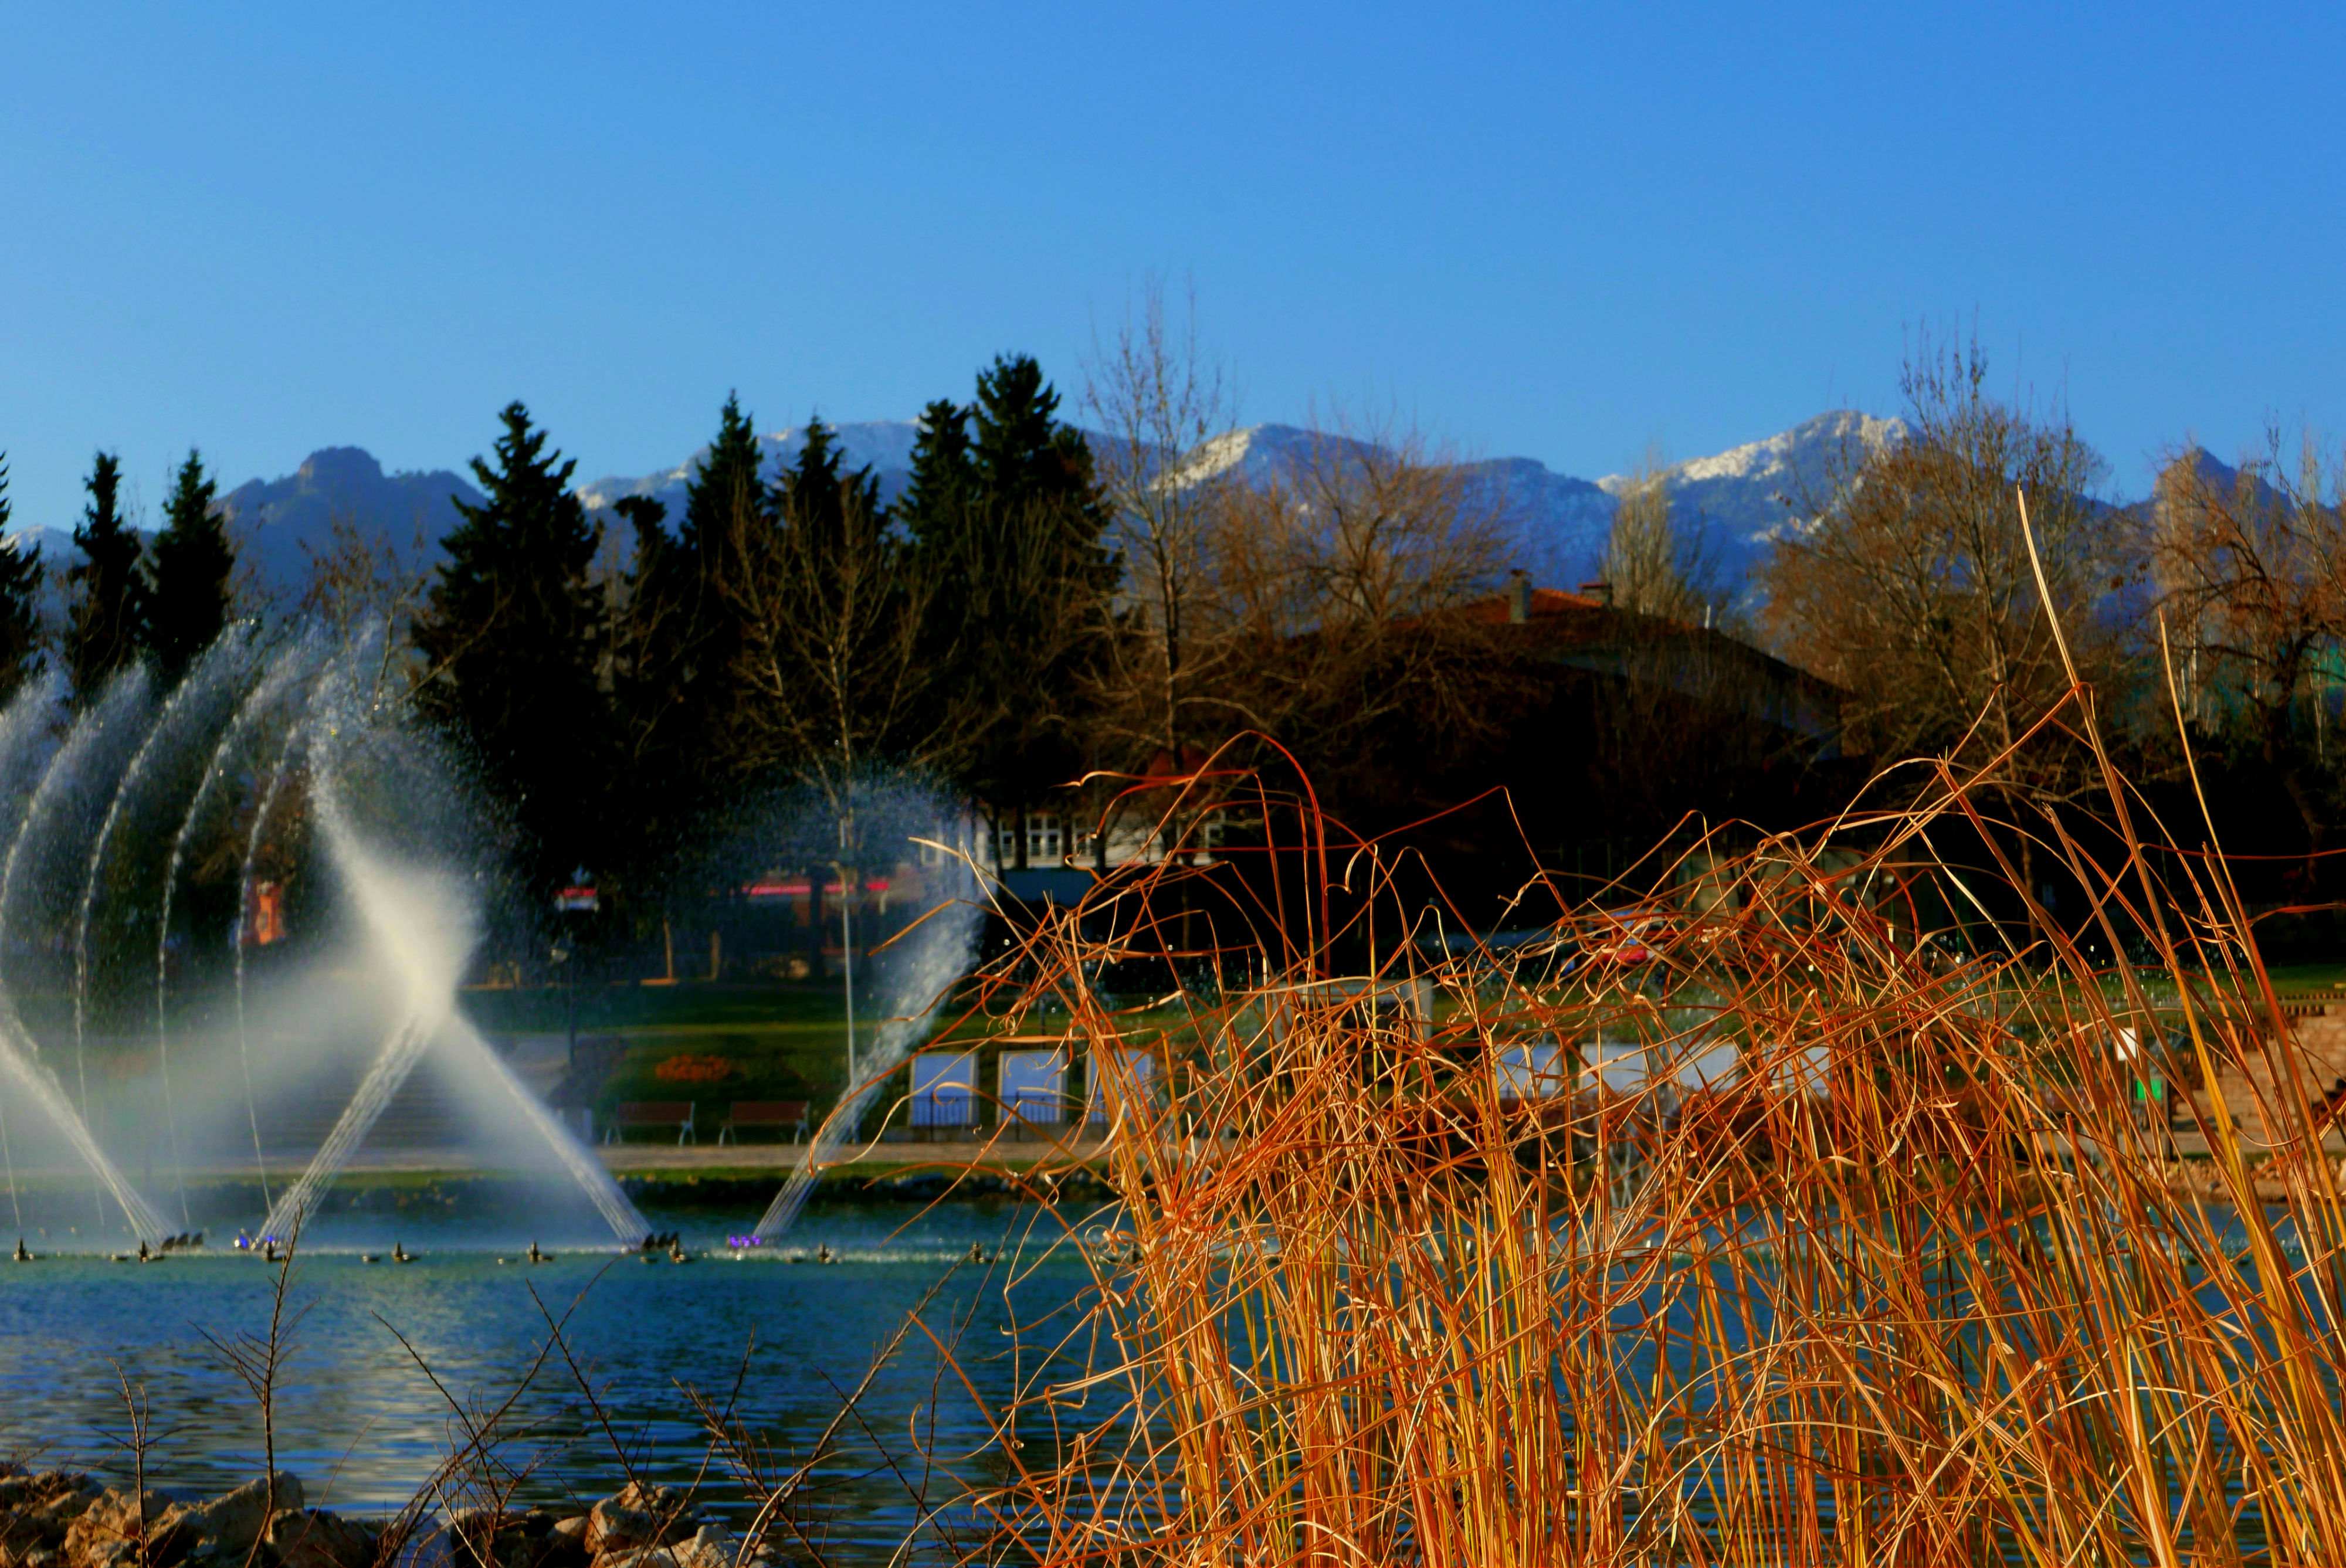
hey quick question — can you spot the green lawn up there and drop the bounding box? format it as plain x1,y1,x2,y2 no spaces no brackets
455,979,1216,1131
2255,963,2346,995
459,978,856,1034
462,979,1121,1125
455,955,2346,1132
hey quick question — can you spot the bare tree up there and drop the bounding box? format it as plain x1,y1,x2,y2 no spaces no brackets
1082,278,1240,765
2148,430,2346,885
1192,409,1523,806
1760,336,2123,943
297,510,434,647
1762,335,2119,776
729,461,954,815
1601,449,1727,623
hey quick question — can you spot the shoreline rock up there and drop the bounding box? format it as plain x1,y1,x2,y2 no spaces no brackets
1,1470,768,1568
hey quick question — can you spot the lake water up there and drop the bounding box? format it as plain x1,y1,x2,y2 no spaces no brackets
0,1200,1100,1566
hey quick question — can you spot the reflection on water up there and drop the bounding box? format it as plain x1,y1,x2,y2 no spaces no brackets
0,1200,1094,1566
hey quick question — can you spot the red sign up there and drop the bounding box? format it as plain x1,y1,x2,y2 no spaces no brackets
743,877,891,899
246,882,286,946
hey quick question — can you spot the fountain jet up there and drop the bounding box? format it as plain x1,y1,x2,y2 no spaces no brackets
259,720,649,1245
0,671,168,1238
752,815,981,1243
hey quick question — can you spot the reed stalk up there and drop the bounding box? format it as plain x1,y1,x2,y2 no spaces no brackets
950,695,2346,1564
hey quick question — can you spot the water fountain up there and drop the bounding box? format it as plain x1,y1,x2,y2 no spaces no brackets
0,624,650,1249
255,762,649,1244
751,794,982,1243
155,626,329,1221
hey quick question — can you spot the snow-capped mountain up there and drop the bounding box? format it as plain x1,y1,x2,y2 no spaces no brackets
575,420,924,522
1142,416,1906,594
3,410,1920,609
1157,422,1618,585
1594,410,1906,590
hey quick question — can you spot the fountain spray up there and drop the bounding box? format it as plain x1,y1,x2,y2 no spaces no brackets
751,806,981,1244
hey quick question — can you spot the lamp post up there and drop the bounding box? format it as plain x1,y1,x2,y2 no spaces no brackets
553,866,596,1068
550,942,575,1067
836,813,857,1094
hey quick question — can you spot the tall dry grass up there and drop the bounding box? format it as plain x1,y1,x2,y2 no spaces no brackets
948,673,2346,1563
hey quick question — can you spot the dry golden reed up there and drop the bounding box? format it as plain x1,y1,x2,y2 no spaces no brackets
927,663,2346,1564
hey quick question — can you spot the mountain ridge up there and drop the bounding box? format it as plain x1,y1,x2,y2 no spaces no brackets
3,410,1979,607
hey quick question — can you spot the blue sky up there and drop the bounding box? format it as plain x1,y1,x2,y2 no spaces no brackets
2,3,2340,529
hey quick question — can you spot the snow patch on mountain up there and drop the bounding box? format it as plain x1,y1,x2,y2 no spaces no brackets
1594,410,1907,594
576,420,924,522
1,410,1923,613
1157,423,1616,584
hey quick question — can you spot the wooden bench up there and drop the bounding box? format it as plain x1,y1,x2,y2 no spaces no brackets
604,1101,696,1145
718,1100,810,1145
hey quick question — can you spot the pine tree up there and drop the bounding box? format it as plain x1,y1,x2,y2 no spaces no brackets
908,356,1117,853
619,393,775,867
614,495,672,606
971,355,1103,524
0,457,43,704
672,392,771,732
607,492,691,884
411,402,608,894
774,416,881,551
147,449,238,684
896,398,973,550
679,392,768,565
63,450,146,705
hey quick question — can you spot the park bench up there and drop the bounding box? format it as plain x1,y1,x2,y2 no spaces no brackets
604,1101,696,1145
717,1100,810,1145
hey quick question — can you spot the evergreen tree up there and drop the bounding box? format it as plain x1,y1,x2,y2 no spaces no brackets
971,355,1107,530
896,398,973,549
411,402,608,894
614,495,672,601
906,356,1117,856
679,392,768,564
0,457,43,703
671,392,771,738
618,394,775,871
774,415,880,551
147,448,237,683
63,450,146,705
606,493,693,885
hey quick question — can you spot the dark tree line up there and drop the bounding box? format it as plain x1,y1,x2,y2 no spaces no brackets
26,330,2346,952
0,446,237,708
409,355,1118,901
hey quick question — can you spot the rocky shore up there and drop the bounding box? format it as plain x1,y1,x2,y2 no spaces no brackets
0,1471,771,1568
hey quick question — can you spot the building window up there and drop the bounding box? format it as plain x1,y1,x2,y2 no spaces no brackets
996,812,1065,866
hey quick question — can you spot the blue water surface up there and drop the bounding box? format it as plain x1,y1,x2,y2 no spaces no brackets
0,1199,1100,1565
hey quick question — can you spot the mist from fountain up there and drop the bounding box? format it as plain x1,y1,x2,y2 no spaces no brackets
225,629,367,1211
256,657,650,1246
229,716,310,1210
71,632,266,1226
0,670,172,1237
752,800,982,1243
155,628,329,1224
0,622,657,1248
2,671,152,1160
439,1011,650,1241
0,671,62,1230
0,996,170,1238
